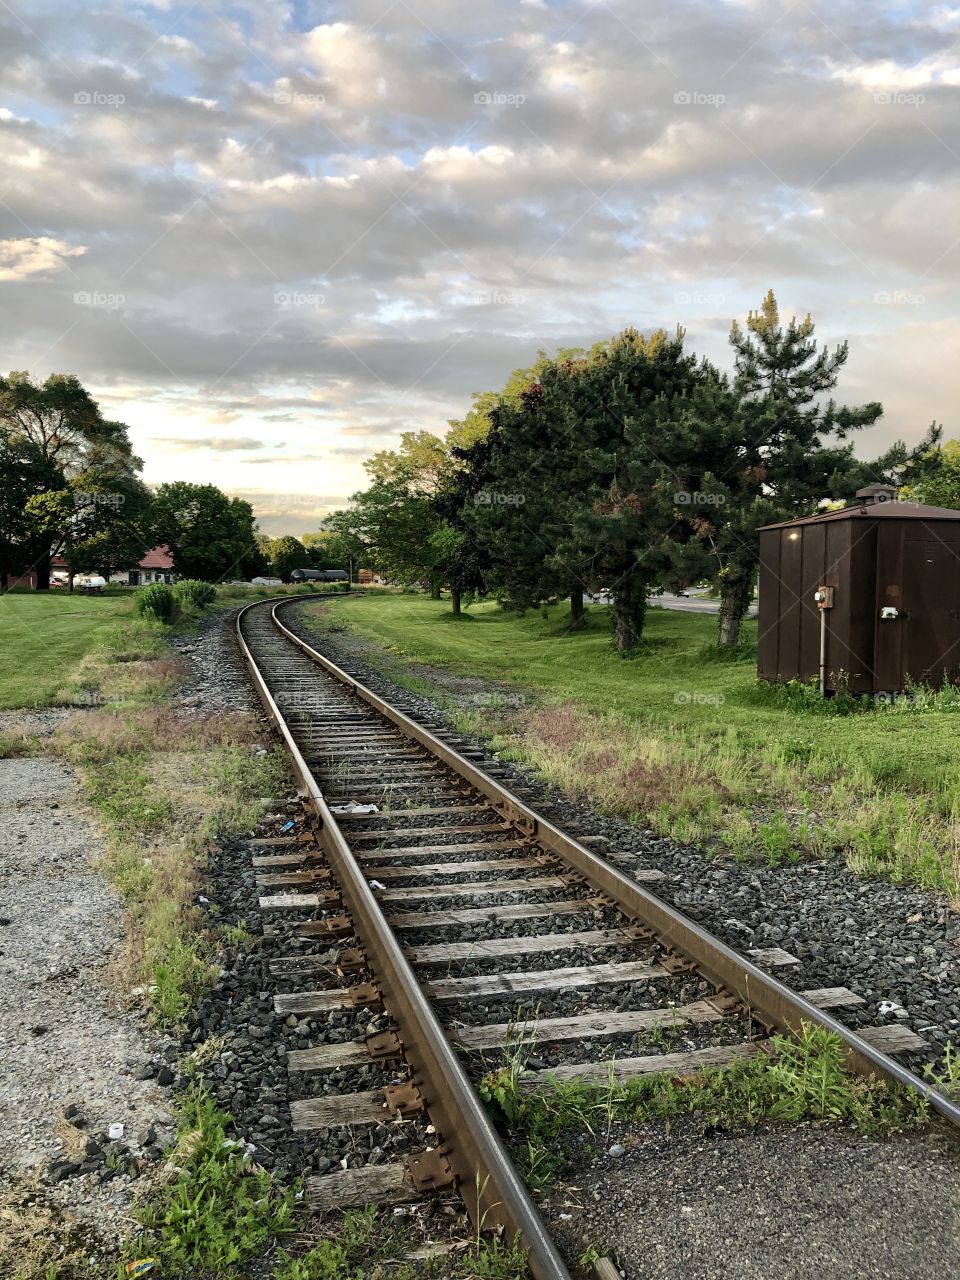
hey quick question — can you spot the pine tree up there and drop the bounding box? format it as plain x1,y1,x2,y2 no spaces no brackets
712,291,883,647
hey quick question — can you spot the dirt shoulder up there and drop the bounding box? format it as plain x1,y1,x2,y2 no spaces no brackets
0,735,178,1274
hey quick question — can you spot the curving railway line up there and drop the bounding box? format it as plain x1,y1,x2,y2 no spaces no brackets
235,594,960,1280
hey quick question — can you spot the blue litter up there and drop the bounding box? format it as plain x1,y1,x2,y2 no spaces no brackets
280,820,295,832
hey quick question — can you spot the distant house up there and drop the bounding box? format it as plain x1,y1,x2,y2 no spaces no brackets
7,547,176,590
110,546,176,586
357,568,386,585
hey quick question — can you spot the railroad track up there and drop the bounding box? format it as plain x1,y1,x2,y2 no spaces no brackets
235,594,960,1280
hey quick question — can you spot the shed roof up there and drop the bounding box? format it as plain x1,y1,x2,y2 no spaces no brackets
759,501,960,531
139,545,174,569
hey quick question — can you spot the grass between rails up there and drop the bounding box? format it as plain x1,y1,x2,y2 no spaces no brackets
478,1023,937,1197
306,593,960,896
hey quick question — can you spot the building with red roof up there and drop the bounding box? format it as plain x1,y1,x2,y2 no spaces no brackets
6,547,176,590
111,546,175,586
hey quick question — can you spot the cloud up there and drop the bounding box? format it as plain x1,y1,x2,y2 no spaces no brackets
0,236,85,281
149,436,267,452
0,0,957,503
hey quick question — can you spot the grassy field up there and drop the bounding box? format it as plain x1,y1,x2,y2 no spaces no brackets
310,592,960,895
0,589,133,707
0,587,289,1028
0,583,347,709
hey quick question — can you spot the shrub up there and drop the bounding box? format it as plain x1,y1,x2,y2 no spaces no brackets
134,582,175,623
174,578,218,609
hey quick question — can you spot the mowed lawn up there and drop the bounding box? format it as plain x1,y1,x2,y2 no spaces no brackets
314,592,960,892
0,590,132,708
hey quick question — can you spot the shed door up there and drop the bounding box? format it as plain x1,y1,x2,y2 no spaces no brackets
902,540,959,686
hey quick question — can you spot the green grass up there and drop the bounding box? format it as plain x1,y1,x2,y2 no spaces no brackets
0,583,352,711
126,1087,298,1277
478,1023,929,1195
0,590,132,707
129,1087,528,1280
308,593,960,894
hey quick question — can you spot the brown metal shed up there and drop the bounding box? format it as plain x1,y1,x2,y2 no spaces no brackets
757,485,960,693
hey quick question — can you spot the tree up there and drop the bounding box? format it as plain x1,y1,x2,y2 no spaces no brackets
27,471,153,587
0,437,59,589
302,530,348,573
311,515,371,580
269,535,309,582
480,330,716,650
709,292,883,647
464,372,594,630
0,372,143,588
559,329,718,650
904,434,960,508
151,482,261,580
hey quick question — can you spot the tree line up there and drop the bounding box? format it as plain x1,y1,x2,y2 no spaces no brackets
322,292,943,649
0,372,268,590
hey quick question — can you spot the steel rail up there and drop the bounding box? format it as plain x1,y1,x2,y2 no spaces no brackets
235,597,573,1280
269,596,960,1131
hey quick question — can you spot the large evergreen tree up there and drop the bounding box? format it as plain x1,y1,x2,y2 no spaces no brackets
710,292,883,647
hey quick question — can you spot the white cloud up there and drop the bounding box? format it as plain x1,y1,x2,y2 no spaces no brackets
0,236,86,281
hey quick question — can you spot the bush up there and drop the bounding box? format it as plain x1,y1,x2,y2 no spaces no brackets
174,579,218,609
134,582,175,623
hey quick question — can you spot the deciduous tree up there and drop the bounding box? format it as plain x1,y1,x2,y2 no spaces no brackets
151,482,260,581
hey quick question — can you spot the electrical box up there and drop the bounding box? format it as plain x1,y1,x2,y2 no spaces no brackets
814,585,835,609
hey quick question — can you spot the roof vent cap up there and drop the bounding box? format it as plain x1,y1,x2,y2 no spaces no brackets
855,483,897,505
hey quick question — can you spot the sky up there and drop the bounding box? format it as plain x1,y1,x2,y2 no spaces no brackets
1,0,958,535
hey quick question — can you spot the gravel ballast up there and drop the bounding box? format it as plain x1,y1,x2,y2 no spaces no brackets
165,601,960,1280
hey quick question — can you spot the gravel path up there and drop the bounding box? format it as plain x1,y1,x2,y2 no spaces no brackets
0,746,176,1257
549,1120,960,1280
170,602,261,716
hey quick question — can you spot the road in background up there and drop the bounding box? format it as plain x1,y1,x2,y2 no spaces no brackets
587,591,758,617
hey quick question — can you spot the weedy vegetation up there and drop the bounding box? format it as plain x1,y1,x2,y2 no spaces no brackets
124,1088,298,1276
478,1024,931,1193
53,700,286,1023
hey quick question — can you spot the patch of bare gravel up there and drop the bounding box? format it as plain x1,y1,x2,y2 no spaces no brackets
546,1119,960,1280
0,737,177,1265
